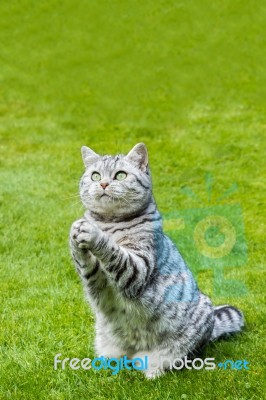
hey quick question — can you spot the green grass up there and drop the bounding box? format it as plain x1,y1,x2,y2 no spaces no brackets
0,1,265,399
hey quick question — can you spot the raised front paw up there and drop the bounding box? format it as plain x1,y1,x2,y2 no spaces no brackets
70,218,100,250
70,218,85,248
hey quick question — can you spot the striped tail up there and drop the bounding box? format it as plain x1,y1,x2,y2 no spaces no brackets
210,305,244,341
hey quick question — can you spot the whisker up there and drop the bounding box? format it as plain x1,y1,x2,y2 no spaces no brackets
61,193,80,200
69,199,83,208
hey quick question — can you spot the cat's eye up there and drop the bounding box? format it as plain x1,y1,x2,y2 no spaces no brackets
91,172,101,181
115,171,127,181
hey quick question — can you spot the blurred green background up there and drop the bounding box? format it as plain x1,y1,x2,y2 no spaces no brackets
0,1,265,399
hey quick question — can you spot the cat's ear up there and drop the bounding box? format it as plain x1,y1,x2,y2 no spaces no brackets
81,146,99,168
126,143,148,171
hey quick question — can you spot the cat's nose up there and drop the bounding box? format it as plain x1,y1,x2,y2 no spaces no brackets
100,182,109,189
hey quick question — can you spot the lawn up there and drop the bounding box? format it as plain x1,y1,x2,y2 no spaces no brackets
0,1,265,399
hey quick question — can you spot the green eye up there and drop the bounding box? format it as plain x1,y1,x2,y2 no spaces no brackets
115,171,127,181
91,172,101,181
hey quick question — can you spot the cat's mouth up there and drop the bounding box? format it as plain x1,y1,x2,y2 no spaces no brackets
100,193,110,199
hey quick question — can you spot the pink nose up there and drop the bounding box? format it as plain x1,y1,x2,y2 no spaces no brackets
100,182,109,189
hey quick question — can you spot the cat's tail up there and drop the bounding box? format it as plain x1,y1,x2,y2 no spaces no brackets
210,305,244,341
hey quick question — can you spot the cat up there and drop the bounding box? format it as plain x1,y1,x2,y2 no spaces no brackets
69,143,244,378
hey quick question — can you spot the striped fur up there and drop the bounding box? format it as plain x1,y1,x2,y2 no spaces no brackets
69,143,244,378
211,305,244,340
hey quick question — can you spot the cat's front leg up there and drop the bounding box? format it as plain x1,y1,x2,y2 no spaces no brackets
70,218,107,295
75,221,153,298
70,218,94,267
73,218,101,252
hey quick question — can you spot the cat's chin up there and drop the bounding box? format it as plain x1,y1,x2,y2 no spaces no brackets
100,193,111,200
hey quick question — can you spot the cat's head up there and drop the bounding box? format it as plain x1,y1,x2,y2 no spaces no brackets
79,143,152,219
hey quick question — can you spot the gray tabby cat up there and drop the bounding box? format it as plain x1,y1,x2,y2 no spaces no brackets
69,143,244,378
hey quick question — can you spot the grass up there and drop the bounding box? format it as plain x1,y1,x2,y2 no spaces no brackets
0,0,265,399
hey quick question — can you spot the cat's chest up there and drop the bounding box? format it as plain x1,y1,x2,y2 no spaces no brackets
89,215,147,243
